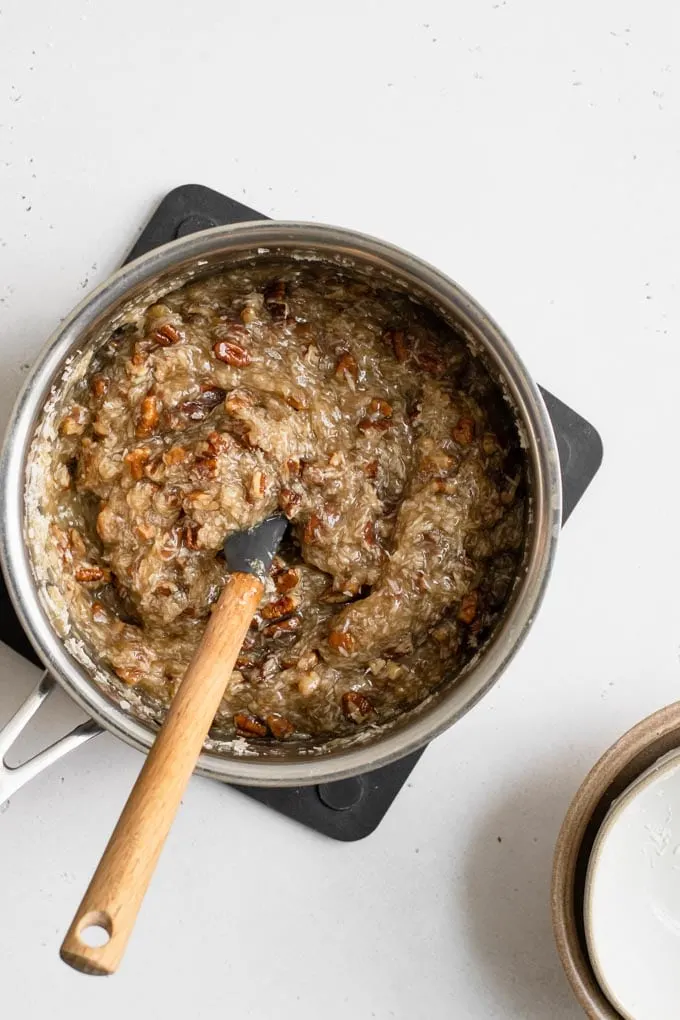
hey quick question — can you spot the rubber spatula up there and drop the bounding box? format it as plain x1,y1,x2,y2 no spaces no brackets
60,514,288,975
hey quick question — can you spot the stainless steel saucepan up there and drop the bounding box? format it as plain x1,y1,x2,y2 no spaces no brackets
0,222,561,796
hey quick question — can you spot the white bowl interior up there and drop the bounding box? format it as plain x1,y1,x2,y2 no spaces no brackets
585,749,680,1020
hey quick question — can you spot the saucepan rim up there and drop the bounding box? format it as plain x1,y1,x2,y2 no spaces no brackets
0,221,561,786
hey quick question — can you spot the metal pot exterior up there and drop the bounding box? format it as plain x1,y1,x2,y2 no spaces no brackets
0,222,561,786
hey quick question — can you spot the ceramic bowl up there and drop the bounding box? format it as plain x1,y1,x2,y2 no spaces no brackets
585,748,680,1019
552,702,680,1019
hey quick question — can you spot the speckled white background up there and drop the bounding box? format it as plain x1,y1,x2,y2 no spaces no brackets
0,1,678,1016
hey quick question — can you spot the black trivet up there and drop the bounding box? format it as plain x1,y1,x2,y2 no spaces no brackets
0,185,603,841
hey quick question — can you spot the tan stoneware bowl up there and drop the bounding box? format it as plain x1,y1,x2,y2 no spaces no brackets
552,701,680,1019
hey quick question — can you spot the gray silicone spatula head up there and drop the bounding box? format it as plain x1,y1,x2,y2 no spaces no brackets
223,515,288,582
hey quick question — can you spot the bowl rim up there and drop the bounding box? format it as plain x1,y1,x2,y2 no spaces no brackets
584,746,680,1020
552,701,680,1020
0,220,561,786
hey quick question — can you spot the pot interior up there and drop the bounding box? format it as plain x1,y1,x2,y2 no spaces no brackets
9,225,558,784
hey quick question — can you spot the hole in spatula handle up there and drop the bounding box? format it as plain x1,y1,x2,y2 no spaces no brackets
78,911,112,947
61,908,116,975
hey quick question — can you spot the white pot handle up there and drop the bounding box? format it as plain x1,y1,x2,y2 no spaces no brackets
0,672,102,802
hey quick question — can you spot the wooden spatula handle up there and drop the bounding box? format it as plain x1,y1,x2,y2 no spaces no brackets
60,571,263,976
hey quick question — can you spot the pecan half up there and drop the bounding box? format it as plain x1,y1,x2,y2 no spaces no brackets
416,348,445,376
367,397,393,419
181,523,200,550
285,392,307,411
278,488,302,518
302,511,323,544
261,595,299,621
234,713,268,738
91,374,109,399
92,417,110,438
74,565,111,585
136,394,159,437
69,528,87,558
125,447,150,480
91,601,108,625
134,522,156,543
335,352,359,385
383,327,408,362
263,280,288,320
152,323,182,346
200,384,227,406
230,422,259,450
164,445,187,466
420,452,456,479
363,520,377,547
213,340,252,367
127,343,150,376
274,567,300,593
452,416,475,445
192,455,218,479
328,628,356,655
206,431,230,454
358,417,392,433
458,590,479,624
114,667,143,686
247,469,266,502
263,616,301,638
59,405,88,436
143,455,165,483
266,714,295,740
179,387,227,420
185,489,215,509
224,390,255,415
341,691,373,723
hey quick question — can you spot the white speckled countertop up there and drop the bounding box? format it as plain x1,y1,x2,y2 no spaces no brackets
0,1,678,1016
